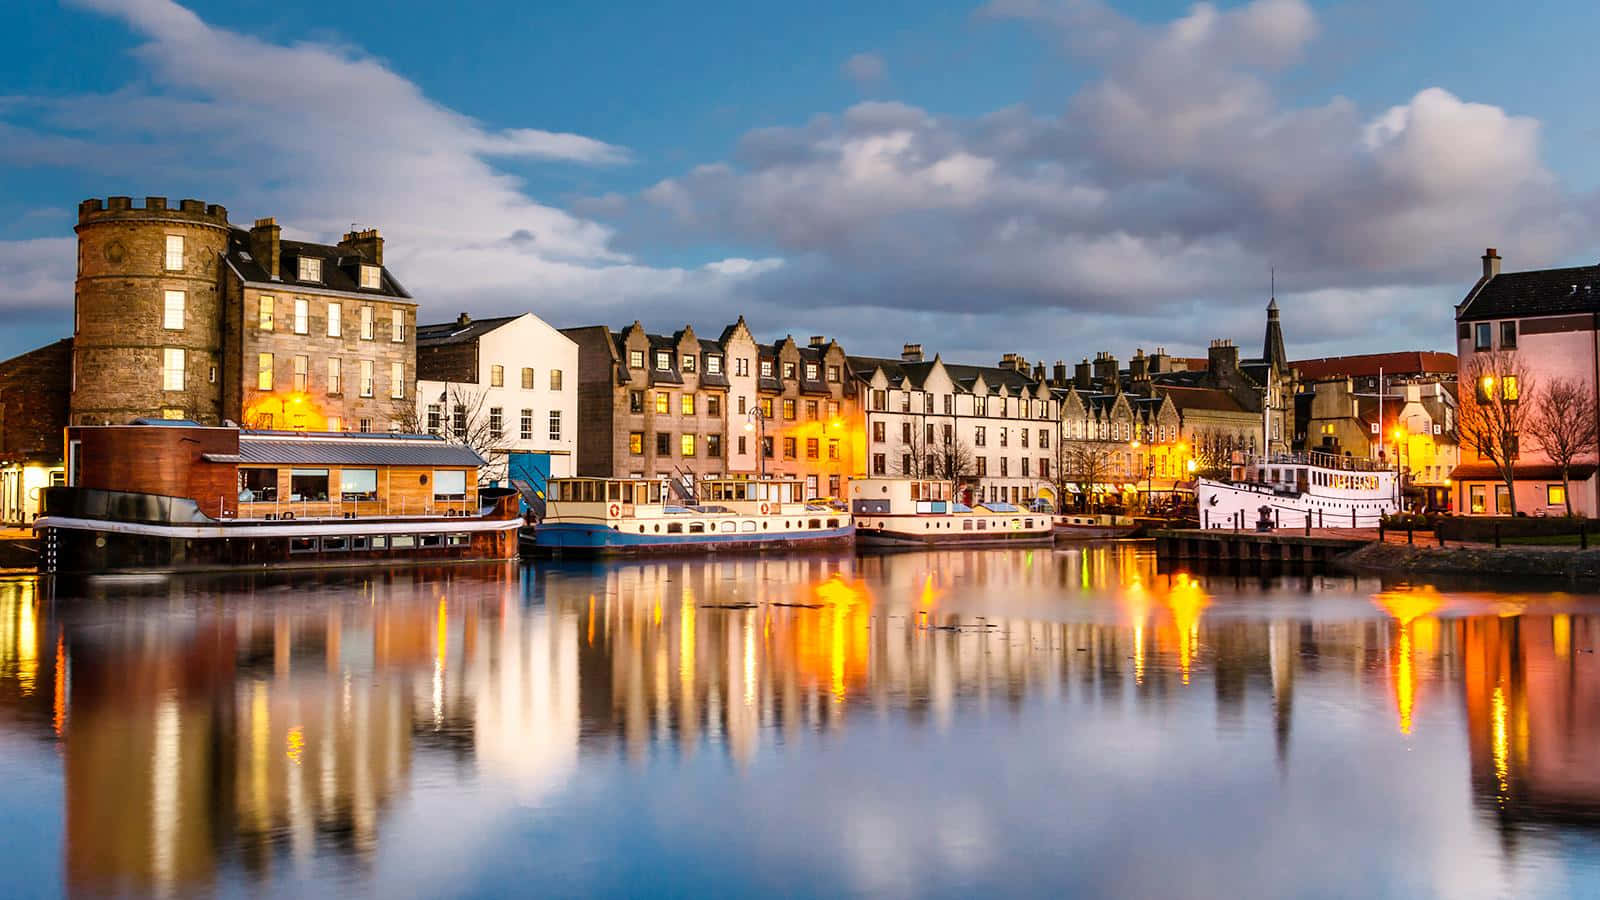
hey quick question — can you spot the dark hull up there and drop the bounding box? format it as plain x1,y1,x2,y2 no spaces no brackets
523,523,855,557
855,528,1055,550
1052,526,1140,541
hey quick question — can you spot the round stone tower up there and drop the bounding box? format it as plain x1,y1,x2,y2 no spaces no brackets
71,196,231,425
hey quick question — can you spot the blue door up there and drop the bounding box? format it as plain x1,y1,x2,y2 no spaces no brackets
506,451,552,518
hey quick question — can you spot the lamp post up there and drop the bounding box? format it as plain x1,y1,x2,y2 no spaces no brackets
745,406,768,478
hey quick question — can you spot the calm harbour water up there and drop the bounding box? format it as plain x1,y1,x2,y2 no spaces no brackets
2,546,1599,898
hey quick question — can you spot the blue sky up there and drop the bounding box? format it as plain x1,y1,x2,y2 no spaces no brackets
2,0,1597,364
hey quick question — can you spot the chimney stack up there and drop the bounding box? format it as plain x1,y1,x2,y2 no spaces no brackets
1074,359,1093,391
456,312,472,327
809,335,826,348
1052,360,1068,387
1482,247,1501,279
1129,348,1148,382
339,227,384,265
1207,338,1239,376
1092,351,1119,384
901,343,924,363
249,217,281,280
1148,346,1169,374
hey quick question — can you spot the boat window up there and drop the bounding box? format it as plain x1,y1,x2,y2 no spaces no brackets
964,519,973,531
289,537,317,553
370,535,388,549
609,482,623,501
434,470,468,501
340,468,378,501
667,523,683,534
321,536,348,551
720,521,737,533
391,534,416,548
419,534,443,547
447,534,470,546
351,536,370,551
1025,519,1033,528
827,518,839,528
289,468,329,502
741,521,756,532
809,519,821,529
239,468,278,502
977,520,987,530
689,522,705,534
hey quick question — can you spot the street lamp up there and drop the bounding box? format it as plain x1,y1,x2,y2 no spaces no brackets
745,406,768,478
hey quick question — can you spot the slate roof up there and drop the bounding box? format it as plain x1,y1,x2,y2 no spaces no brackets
223,231,411,300
416,315,520,346
848,355,1044,396
1159,386,1249,414
1458,265,1600,322
233,432,485,467
1291,351,1458,380
1449,462,1598,481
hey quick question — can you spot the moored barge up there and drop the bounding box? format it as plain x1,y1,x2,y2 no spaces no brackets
850,477,1054,549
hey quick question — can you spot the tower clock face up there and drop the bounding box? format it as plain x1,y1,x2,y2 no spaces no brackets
104,240,126,264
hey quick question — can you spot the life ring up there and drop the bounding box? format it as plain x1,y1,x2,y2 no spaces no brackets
608,504,621,518
759,502,770,515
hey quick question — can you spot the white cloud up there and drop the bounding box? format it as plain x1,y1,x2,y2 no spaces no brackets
841,52,888,86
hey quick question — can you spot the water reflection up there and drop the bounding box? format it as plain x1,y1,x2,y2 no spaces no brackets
0,548,1599,896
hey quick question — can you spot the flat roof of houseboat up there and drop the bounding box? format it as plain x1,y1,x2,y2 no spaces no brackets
210,432,486,467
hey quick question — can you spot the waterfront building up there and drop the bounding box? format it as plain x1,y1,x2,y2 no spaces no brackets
0,339,70,523
850,346,1058,507
415,312,579,483
1052,354,1185,506
69,196,416,432
1302,376,1459,511
1452,248,1600,516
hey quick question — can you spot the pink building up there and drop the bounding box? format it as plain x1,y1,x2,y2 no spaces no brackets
1452,248,1600,516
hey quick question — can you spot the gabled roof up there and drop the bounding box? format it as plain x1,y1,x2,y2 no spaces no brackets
1290,351,1457,380
1458,265,1600,321
416,315,520,346
224,231,411,300
1160,385,1248,414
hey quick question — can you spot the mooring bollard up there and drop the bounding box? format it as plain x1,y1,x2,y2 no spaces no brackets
1378,521,1385,542
1304,515,1311,536
1407,522,1413,545
1583,522,1589,550
1494,523,1501,548
1437,529,1445,548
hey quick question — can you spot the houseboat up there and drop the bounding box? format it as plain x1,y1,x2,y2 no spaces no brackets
526,476,854,555
34,422,519,574
1052,512,1139,540
1196,451,1399,529
849,477,1054,549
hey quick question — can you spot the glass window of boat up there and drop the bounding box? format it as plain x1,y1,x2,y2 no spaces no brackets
289,468,329,502
340,468,378,501
239,468,278,502
434,470,468,501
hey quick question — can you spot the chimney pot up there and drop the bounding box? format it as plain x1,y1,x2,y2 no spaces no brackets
248,217,282,280
901,343,924,363
457,312,472,327
1482,247,1501,279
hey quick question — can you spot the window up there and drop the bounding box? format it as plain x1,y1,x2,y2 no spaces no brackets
292,297,309,334
360,264,381,289
873,422,886,443
1000,429,1008,447
239,468,277,502
164,234,183,271
341,468,378,501
827,365,840,383
902,422,912,443
256,352,273,391
1469,484,1486,514
550,369,563,391
944,395,953,415
520,409,533,440
298,257,322,282
655,392,670,414
735,357,749,376
327,301,342,337
761,360,774,378
737,435,747,455
827,439,839,460
783,399,796,420
1022,458,1030,477
783,437,797,458
975,427,986,447
1502,376,1519,402
871,390,887,411
657,433,672,455
161,407,184,420
806,400,819,420
163,290,185,330
390,362,404,399
163,348,186,391
548,410,562,441
1495,484,1511,515
427,404,441,433
924,394,934,413
1548,484,1567,507
1021,429,1030,448
327,357,342,394
707,355,723,374
1501,321,1517,349
761,398,774,419
289,468,329,501
489,407,504,439
680,434,697,457
630,432,644,455
390,309,404,343
1039,429,1050,449
762,436,774,459
521,367,534,389
977,457,988,476
360,359,374,397
292,354,308,391
360,306,374,340
433,469,468,501
806,438,819,459
1474,322,1491,351
629,391,645,413
738,396,747,414
783,362,796,379
1000,458,1009,477
681,394,696,415
655,351,671,371
707,395,721,417
682,355,697,373
258,296,274,331
873,453,886,475
707,434,721,457
629,350,644,369
942,424,952,444
805,363,819,380
326,416,342,432
452,406,466,438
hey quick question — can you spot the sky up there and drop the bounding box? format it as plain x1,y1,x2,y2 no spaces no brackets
2,0,1598,367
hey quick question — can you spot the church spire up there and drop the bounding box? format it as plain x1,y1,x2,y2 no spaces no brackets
1263,269,1287,368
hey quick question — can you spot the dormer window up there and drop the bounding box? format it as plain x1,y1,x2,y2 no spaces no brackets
655,351,670,371
805,363,818,380
682,354,697,374
360,264,381,289
706,355,723,375
783,362,796,379
298,256,322,282
760,360,773,378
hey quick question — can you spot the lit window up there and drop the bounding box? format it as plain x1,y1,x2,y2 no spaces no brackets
164,234,183,271
682,354,697,373
327,357,342,394
805,363,818,380
630,432,644,454
163,290,184,330
655,351,671,371
655,393,670,414
293,297,309,334
760,360,773,377
1548,484,1566,506
783,399,796,420
327,415,343,432
681,394,696,415
783,362,796,379
360,359,374,397
161,407,184,420
292,354,308,391
629,350,644,369
680,433,696,457
390,309,404,343
390,361,404,399
360,306,374,340
549,410,562,441
1502,376,1519,401
258,296,274,331
327,301,342,337
257,352,273,391
298,256,322,282
360,264,381,289
707,355,723,375
162,348,186,391
521,367,534,389
549,369,563,391
491,364,504,387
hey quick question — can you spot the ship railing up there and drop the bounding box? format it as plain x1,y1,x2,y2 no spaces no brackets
1248,451,1388,473
236,495,480,521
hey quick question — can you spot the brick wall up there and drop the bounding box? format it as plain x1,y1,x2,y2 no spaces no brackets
0,339,71,464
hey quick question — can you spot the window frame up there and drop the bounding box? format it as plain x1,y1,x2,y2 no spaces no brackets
162,290,185,331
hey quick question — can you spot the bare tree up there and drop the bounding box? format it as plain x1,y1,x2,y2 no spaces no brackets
894,424,939,479
932,438,978,490
1458,350,1534,516
1060,441,1117,511
399,384,503,485
1190,428,1240,478
1525,374,1596,517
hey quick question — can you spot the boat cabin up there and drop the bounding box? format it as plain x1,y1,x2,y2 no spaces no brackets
849,477,954,515
546,476,808,515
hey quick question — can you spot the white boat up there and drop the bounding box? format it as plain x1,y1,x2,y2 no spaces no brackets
1052,513,1139,540
527,476,853,555
1196,452,1398,530
849,477,1054,549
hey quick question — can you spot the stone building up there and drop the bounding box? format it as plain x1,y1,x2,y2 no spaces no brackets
415,312,579,482
69,196,416,433
0,339,71,523
751,335,859,498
